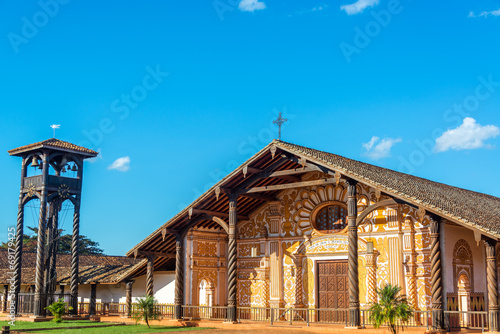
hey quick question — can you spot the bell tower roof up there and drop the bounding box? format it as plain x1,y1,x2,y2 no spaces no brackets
8,138,98,158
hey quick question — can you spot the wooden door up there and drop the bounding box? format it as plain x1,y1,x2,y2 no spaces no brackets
317,260,349,323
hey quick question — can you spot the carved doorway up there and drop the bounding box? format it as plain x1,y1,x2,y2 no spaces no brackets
317,260,348,322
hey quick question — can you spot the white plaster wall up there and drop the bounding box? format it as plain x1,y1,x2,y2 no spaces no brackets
444,224,486,294
123,271,175,304
77,283,126,303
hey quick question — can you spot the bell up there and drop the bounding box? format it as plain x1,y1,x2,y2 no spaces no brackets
71,164,77,172
61,156,68,166
61,166,67,173
38,163,43,170
31,156,39,167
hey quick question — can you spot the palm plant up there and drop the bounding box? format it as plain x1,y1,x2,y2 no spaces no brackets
45,299,71,323
132,295,160,328
369,284,412,334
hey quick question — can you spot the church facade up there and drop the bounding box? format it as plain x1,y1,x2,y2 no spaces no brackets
127,140,500,329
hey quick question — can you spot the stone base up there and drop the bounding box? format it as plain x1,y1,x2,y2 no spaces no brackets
222,321,238,324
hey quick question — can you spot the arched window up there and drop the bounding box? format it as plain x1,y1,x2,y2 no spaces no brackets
315,205,347,233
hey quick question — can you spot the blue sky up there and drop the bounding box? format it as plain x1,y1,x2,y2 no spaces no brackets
1,0,499,255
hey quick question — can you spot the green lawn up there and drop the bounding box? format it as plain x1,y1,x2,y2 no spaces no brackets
0,320,111,330
33,325,213,333
0,320,213,333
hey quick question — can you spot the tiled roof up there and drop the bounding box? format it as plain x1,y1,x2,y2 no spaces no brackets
275,140,500,236
8,139,98,157
0,250,141,284
127,140,500,259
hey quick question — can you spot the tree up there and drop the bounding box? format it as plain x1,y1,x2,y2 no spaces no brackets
369,284,413,334
0,227,104,255
132,295,160,328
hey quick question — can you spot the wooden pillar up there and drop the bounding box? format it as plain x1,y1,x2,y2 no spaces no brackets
294,256,304,308
89,284,97,316
70,197,81,315
34,153,49,317
12,159,27,315
405,216,418,311
485,239,499,332
2,285,7,312
125,281,133,318
48,201,59,297
174,234,184,320
146,256,154,297
226,193,238,323
366,246,379,305
347,179,360,328
430,216,444,330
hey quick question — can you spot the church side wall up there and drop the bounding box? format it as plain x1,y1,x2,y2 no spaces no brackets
128,271,175,304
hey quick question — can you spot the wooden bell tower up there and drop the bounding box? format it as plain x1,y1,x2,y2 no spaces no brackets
8,139,98,317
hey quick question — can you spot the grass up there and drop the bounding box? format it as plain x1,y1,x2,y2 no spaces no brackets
0,320,112,330
32,325,213,333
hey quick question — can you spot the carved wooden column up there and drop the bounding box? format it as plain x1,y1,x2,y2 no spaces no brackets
34,153,49,317
366,245,379,305
347,179,360,328
12,158,26,315
227,193,238,323
485,239,499,332
47,200,59,297
405,216,418,311
70,196,81,315
125,281,133,318
89,284,97,316
430,216,444,330
174,234,184,320
2,285,8,312
294,258,304,308
146,256,155,297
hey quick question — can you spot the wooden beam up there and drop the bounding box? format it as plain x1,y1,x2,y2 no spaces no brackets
239,193,277,202
190,208,249,221
237,178,336,194
273,175,302,182
284,155,335,176
256,166,321,179
136,250,176,259
235,156,290,190
161,228,179,240
243,166,262,178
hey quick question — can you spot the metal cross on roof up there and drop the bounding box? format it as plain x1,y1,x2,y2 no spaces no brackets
273,112,288,140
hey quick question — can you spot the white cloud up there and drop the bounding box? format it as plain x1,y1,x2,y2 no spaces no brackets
468,8,500,18
239,0,266,12
108,156,131,172
363,136,402,160
341,0,379,15
434,117,500,153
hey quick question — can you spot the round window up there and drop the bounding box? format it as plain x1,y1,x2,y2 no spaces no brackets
314,205,347,233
